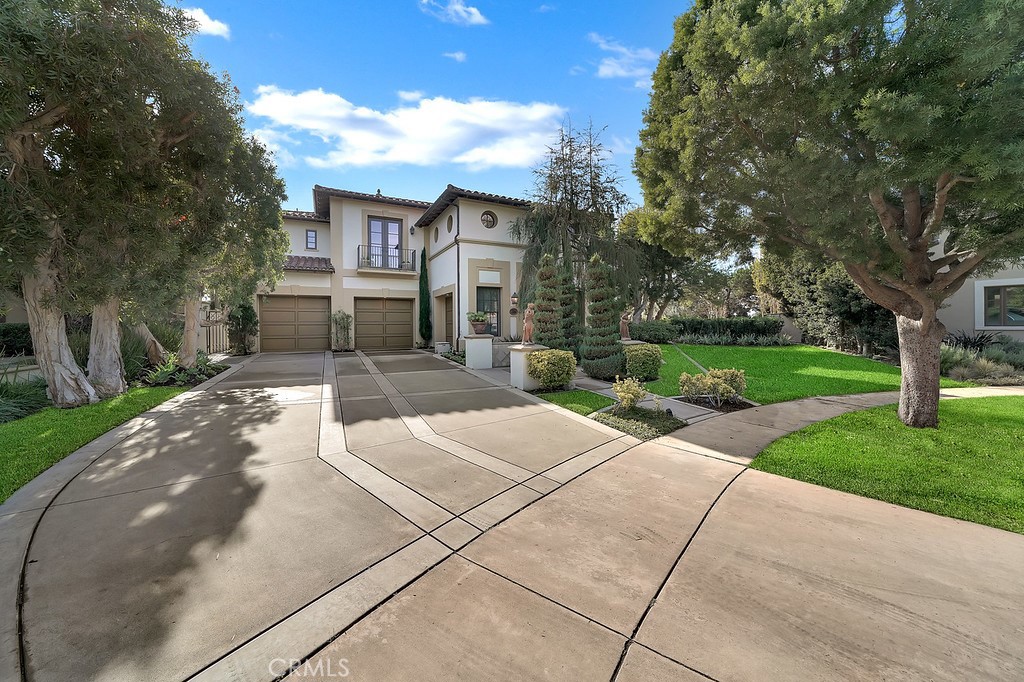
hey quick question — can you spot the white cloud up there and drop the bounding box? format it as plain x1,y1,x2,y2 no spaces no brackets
419,0,489,26
246,85,566,170
536,4,556,12
398,90,426,102
588,33,657,87
252,128,298,167
568,65,586,76
183,7,230,39
443,51,467,62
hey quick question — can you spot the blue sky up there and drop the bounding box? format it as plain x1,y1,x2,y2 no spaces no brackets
183,1,688,211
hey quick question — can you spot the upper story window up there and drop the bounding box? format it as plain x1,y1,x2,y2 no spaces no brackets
984,284,1024,327
305,229,318,250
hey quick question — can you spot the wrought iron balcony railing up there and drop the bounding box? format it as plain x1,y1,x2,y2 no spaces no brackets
357,245,416,271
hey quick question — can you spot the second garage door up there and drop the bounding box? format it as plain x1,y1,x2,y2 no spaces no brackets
355,298,414,350
259,295,330,352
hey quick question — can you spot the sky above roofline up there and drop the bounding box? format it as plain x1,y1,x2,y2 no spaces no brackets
183,1,689,211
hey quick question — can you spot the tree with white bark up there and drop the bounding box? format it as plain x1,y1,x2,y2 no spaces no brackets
635,0,1024,427
1,0,286,403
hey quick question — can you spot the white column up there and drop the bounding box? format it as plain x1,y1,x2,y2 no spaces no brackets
464,334,493,369
509,344,549,391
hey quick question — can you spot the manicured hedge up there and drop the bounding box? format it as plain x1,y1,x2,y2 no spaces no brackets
624,343,662,381
628,320,676,344
528,349,577,390
668,316,783,338
0,323,33,357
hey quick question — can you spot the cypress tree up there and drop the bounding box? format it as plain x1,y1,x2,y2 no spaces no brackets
580,254,625,380
533,254,568,350
418,248,431,343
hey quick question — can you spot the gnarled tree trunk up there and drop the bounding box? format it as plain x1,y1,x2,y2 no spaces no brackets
133,322,167,366
87,298,126,398
22,260,98,408
179,293,202,368
895,313,946,428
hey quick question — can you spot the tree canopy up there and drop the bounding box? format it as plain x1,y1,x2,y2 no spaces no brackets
635,0,1024,427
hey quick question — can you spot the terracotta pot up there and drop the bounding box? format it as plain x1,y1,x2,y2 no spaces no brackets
470,321,489,334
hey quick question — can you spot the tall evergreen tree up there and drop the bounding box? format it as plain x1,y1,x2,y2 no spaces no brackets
636,0,1024,427
418,249,431,343
580,255,625,380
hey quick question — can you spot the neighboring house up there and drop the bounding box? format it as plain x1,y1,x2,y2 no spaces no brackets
260,184,529,352
937,263,1024,341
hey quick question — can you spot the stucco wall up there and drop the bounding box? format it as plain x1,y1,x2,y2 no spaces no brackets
939,263,1024,341
282,218,330,257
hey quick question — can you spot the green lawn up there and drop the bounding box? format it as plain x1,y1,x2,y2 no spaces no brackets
0,386,185,503
645,344,704,397
538,389,615,416
676,344,968,404
752,397,1024,534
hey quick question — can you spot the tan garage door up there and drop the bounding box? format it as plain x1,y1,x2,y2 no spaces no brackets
259,296,330,352
355,298,414,350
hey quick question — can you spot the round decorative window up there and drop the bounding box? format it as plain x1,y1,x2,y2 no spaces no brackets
481,210,497,229
434,226,439,243
446,215,454,233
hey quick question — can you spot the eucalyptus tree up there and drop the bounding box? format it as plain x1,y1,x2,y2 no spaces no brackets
635,0,1024,427
0,0,198,405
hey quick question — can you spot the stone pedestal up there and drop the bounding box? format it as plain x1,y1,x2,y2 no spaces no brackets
509,344,549,391
464,334,494,370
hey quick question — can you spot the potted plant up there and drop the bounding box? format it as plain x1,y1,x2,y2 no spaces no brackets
466,311,490,335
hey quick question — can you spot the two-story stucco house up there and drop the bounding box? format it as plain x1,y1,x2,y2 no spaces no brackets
258,184,530,352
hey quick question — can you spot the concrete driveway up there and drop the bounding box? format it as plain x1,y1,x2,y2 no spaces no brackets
3,350,1023,681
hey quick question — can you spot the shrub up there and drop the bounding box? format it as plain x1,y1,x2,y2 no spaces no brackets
669,316,783,338
707,368,747,395
0,376,50,423
331,310,353,350
228,303,260,354
982,346,1008,364
624,343,662,381
0,323,33,357
441,350,465,365
612,375,647,411
945,330,998,352
1005,350,1024,370
629,320,676,343
939,343,975,375
678,371,739,407
592,406,687,441
528,349,576,389
146,318,183,353
143,352,226,387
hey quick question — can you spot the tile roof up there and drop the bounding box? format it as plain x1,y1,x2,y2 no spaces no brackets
282,209,328,223
283,255,335,272
312,185,431,218
415,184,531,227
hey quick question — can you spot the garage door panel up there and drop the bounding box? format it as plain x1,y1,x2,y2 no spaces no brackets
259,295,330,352
354,298,413,351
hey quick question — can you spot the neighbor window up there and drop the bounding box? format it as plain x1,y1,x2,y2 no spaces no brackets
984,285,1024,326
476,286,501,336
305,229,317,250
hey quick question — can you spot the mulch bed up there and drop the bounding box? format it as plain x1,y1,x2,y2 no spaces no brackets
674,396,754,413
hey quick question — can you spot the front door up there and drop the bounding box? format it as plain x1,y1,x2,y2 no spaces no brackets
444,294,454,345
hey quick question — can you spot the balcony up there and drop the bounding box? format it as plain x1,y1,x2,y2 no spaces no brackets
357,245,417,275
